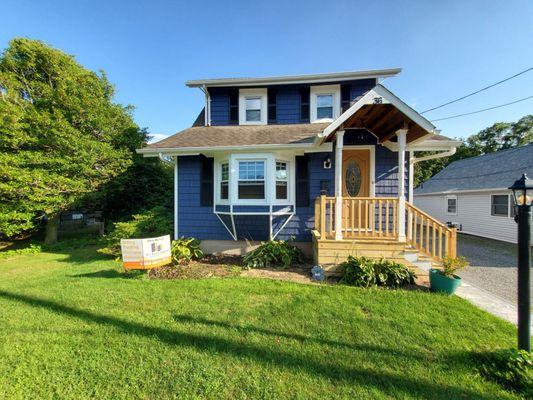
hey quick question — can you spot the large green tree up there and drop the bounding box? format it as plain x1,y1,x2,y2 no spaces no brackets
414,114,533,187
0,38,151,241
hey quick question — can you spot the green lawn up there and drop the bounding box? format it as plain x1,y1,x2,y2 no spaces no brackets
0,244,521,399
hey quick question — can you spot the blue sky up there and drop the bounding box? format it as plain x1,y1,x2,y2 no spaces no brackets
1,0,532,142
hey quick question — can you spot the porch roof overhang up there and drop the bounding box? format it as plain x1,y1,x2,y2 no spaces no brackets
318,84,440,146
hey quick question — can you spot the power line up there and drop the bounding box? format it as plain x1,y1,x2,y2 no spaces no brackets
421,67,533,114
430,95,533,122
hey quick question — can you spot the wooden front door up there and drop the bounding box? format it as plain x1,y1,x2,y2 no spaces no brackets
341,149,371,234
342,150,370,197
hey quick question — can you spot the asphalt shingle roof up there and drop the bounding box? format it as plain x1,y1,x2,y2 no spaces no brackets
145,123,329,149
414,143,533,194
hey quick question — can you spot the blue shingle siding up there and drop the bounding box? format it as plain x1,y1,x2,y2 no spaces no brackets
178,146,408,243
207,79,375,126
177,155,233,240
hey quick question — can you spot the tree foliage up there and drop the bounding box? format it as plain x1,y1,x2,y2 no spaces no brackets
414,115,533,187
0,38,169,239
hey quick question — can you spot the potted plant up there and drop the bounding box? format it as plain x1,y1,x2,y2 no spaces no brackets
429,256,469,295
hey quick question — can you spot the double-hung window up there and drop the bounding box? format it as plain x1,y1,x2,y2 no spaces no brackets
446,195,457,215
275,161,288,200
238,161,265,200
491,194,510,217
316,94,333,119
245,97,262,122
220,162,229,200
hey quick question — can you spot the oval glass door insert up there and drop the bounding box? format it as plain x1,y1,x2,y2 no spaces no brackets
345,161,361,197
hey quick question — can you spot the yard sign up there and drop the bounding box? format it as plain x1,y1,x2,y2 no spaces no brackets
120,235,171,270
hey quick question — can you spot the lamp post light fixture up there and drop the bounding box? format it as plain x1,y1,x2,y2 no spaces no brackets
508,173,533,352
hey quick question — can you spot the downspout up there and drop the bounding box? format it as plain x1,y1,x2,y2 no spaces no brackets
199,84,211,126
409,147,457,203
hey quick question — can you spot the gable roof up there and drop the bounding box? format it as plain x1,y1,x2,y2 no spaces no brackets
414,143,533,195
138,123,329,154
186,68,401,88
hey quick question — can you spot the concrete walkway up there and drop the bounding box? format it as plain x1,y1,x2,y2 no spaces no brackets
456,278,533,329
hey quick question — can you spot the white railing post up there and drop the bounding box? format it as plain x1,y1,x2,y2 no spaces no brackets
397,129,407,242
334,130,345,240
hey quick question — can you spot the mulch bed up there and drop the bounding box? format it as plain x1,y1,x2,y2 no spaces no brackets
148,254,243,280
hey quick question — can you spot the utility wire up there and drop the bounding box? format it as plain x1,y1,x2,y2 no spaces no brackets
430,95,533,122
421,67,533,114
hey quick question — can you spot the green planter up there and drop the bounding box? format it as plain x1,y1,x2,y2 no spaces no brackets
429,268,461,295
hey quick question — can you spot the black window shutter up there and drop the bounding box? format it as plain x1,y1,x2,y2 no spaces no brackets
299,87,310,122
341,84,351,112
295,155,310,207
268,88,277,123
200,156,214,206
229,89,239,123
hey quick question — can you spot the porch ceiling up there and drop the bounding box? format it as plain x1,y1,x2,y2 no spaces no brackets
342,104,429,144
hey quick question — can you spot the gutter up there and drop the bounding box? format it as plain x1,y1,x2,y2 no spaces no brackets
198,84,211,126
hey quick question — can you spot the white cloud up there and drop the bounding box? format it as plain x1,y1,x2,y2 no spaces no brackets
147,133,169,144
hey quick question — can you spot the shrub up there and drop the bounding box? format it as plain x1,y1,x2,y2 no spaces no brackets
99,206,172,256
477,349,532,397
340,256,416,288
0,243,42,260
243,240,303,269
441,256,469,277
171,237,203,264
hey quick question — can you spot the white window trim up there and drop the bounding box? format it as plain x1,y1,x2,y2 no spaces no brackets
239,88,267,125
490,194,513,218
310,84,340,123
445,195,457,215
214,153,295,206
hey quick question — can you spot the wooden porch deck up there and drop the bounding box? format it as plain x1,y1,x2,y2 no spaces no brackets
312,196,457,277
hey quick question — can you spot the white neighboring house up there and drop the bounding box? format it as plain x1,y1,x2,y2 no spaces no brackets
414,143,533,244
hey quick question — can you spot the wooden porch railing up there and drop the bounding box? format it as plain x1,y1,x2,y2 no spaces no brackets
405,202,457,261
314,196,457,261
314,196,399,240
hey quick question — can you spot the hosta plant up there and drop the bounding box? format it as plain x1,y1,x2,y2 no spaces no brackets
171,237,203,264
340,256,416,288
243,240,303,269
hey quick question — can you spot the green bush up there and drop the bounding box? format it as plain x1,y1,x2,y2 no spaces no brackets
243,240,303,269
0,243,41,260
99,206,173,256
340,256,416,288
477,349,532,397
171,237,203,264
442,256,469,277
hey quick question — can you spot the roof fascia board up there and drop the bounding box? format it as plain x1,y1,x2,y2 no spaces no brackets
136,142,318,156
414,187,510,196
186,68,401,88
383,138,462,152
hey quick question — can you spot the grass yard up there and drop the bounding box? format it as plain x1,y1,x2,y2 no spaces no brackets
0,244,523,399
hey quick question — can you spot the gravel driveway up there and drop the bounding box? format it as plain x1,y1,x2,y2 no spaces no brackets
456,233,532,305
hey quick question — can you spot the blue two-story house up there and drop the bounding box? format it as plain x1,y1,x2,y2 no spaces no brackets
138,69,461,271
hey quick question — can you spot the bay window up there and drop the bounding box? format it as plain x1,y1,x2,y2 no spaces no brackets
238,160,265,200
215,154,293,205
276,161,288,200
220,162,229,200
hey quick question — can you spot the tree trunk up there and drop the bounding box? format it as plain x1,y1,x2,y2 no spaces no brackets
44,214,59,245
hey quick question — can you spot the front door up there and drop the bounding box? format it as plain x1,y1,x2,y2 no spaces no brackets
341,149,371,234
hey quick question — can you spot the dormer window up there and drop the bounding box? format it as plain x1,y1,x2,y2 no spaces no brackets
310,84,340,123
239,88,267,125
316,94,333,119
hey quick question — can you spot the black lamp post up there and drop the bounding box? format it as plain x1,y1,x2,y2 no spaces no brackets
508,173,532,352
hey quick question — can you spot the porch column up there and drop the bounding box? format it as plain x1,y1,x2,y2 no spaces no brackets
408,151,414,203
334,130,345,240
174,156,179,240
397,129,407,242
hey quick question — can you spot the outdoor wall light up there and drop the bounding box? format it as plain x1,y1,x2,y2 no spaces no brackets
323,156,332,169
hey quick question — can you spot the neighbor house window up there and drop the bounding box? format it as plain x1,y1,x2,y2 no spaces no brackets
446,196,457,215
220,162,229,200
316,94,333,119
276,161,288,200
238,160,265,199
491,194,509,217
245,97,261,122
